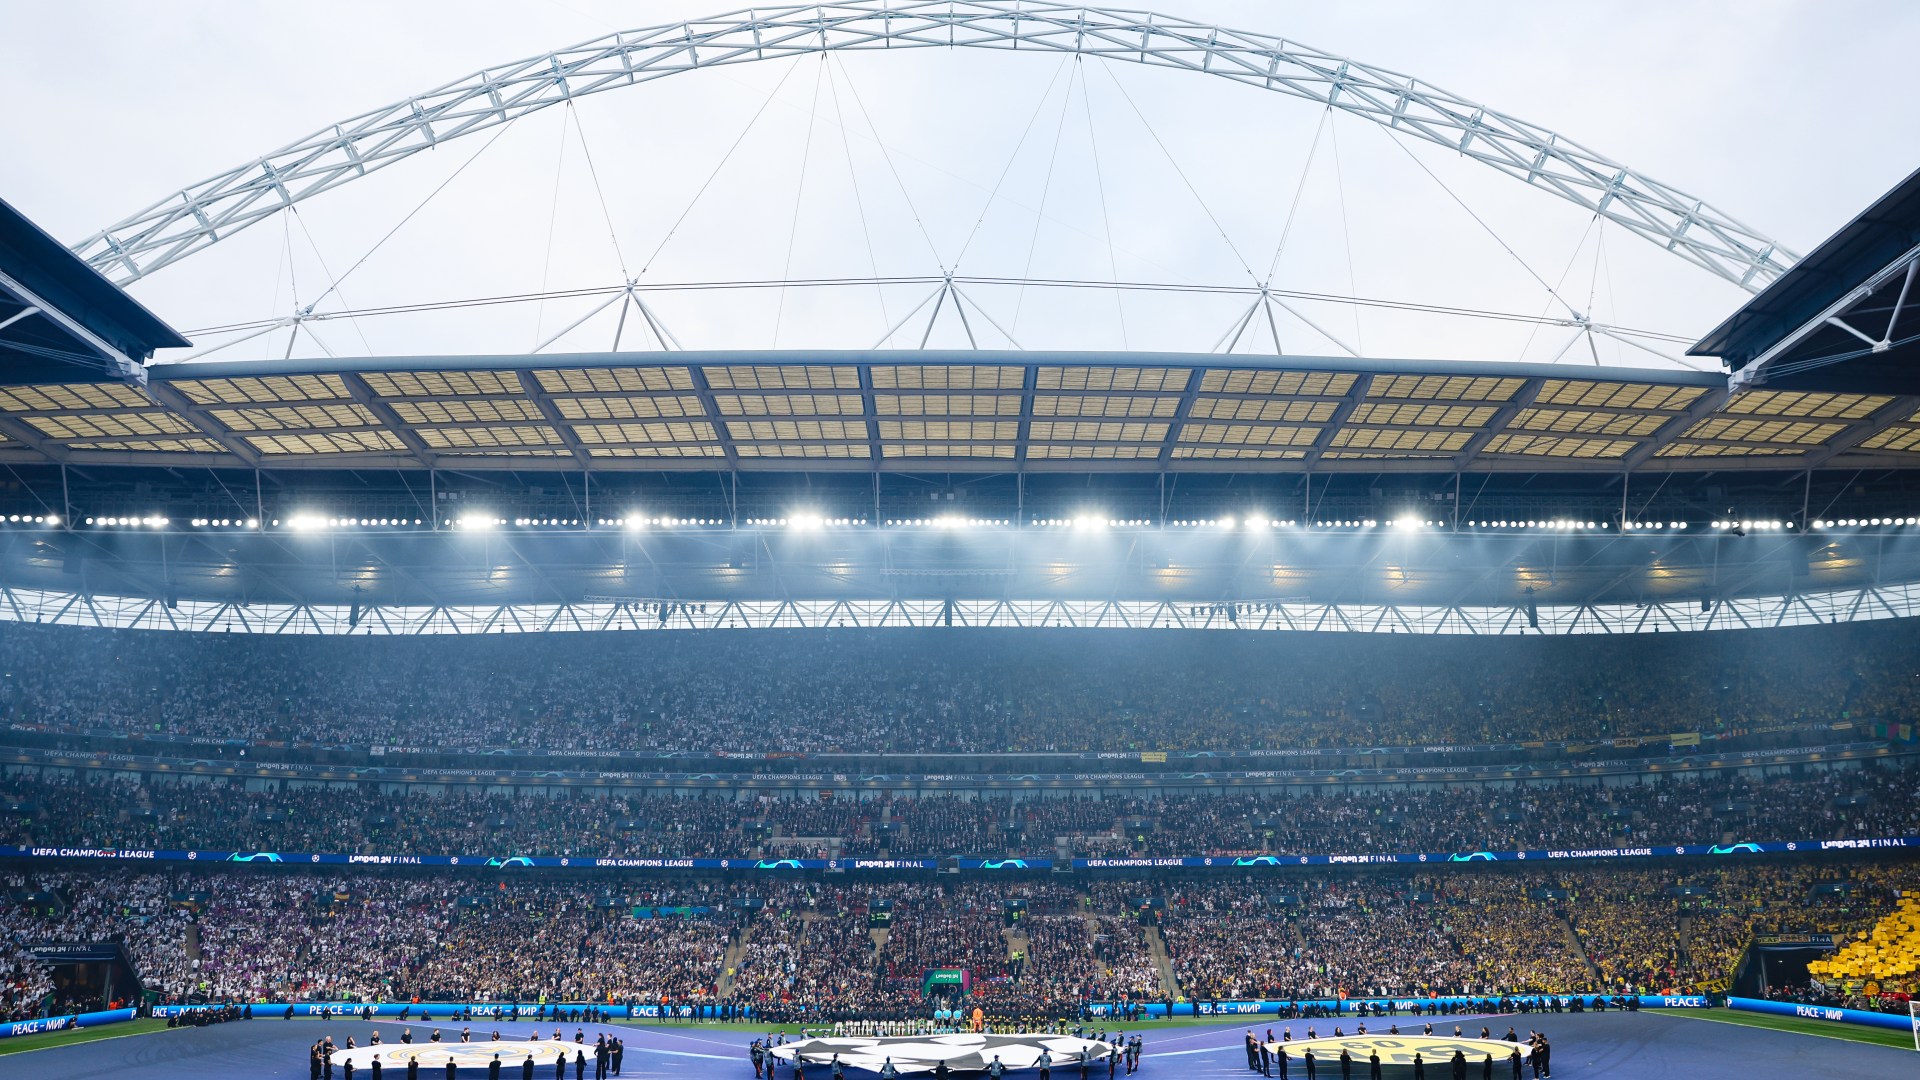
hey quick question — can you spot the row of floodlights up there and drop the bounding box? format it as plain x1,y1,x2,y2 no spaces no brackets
1461,519,1611,530
49,513,1920,534
1166,518,1291,529
885,517,1016,527
290,517,425,530
1031,517,1154,529
742,516,868,529
594,517,726,528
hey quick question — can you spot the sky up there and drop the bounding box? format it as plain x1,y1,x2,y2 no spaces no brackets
2,0,1915,370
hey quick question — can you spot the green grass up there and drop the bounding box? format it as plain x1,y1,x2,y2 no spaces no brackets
1653,1007,1913,1050
0,1017,175,1056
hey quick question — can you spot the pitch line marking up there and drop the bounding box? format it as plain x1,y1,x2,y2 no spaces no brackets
0,1024,182,1057
1645,1009,1913,1051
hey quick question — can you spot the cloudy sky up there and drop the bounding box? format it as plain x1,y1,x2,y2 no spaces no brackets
3,1,1914,368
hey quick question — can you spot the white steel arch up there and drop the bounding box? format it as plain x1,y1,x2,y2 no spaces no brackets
77,1,1795,291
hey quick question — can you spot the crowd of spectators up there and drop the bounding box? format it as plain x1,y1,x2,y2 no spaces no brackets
0,872,736,1013
1161,878,1478,1000
1681,862,1910,988
0,871,186,1019
0,860,1912,1020
5,761,1915,859
0,620,1915,753
1444,878,1593,994
0,948,50,1022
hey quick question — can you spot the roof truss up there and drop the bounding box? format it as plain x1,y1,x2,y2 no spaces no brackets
0,351,1909,476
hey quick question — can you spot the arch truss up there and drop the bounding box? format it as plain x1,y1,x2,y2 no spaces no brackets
4,581,1917,637
77,1,1794,291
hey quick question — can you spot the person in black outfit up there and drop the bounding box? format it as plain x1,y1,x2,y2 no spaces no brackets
1412,1054,1424,1080
575,1049,587,1080
1246,1033,1261,1073
491,1054,502,1079
445,1061,456,1080
1339,1049,1352,1080
612,1039,624,1077
406,1058,419,1080
1368,1050,1381,1080
556,1051,567,1080
1482,1054,1494,1080
1507,1047,1522,1080
523,1052,536,1080
311,1043,325,1080
1274,1045,1287,1080
343,1059,355,1080
1303,1049,1316,1080
370,1060,381,1080
1451,1051,1466,1080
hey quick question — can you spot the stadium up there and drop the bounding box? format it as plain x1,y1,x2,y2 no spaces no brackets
1,2,1918,1077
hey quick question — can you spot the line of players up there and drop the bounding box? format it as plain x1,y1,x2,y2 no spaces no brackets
1243,1025,1552,1080
306,1028,629,1080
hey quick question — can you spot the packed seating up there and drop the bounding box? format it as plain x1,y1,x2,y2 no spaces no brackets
0,871,190,1018
1806,894,1919,985
1,616,1915,1024
4,761,1916,859
1,619,1917,752
0,860,1910,1020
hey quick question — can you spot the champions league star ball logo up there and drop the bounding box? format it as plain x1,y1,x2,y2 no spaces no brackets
1264,1035,1521,1079
333,1040,577,1072
770,1034,1113,1074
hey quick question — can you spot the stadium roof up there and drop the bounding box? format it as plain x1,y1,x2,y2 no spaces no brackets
1693,165,1920,397
0,197,189,384
1,350,1917,475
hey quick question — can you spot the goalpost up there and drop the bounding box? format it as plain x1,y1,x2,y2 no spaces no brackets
1910,999,1919,1053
